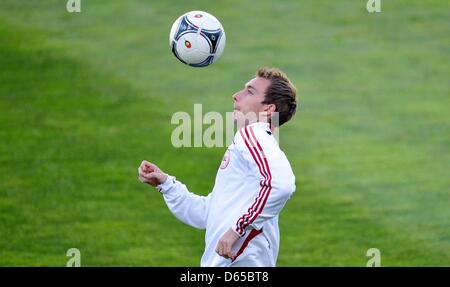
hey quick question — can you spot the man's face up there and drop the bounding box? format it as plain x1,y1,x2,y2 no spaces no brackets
232,77,271,123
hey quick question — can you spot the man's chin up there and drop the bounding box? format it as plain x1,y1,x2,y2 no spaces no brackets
232,110,240,121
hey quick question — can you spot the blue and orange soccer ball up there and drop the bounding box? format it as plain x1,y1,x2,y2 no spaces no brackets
169,11,226,67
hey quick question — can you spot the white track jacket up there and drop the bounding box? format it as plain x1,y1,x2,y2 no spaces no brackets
156,122,296,266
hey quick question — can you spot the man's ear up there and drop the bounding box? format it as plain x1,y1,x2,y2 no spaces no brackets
264,103,276,114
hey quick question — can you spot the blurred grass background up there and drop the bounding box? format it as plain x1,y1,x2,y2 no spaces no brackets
0,0,449,266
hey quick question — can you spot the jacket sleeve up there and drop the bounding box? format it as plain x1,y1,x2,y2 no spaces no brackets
157,175,211,230
232,125,296,237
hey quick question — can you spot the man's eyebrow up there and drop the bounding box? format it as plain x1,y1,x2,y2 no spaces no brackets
245,84,258,92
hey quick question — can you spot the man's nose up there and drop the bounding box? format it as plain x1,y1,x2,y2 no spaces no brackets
232,92,239,102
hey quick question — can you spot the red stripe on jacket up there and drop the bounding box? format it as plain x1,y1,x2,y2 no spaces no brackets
235,126,272,235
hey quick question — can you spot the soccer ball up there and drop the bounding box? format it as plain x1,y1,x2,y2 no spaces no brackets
169,11,226,67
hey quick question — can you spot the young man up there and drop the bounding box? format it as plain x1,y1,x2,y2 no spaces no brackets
138,67,298,266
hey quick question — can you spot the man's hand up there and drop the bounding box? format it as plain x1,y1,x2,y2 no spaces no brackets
138,160,167,187
215,228,240,260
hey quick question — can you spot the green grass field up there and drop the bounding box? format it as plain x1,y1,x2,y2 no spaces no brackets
0,0,449,266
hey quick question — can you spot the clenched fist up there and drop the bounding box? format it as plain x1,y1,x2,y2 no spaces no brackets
138,160,168,187
215,228,240,260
